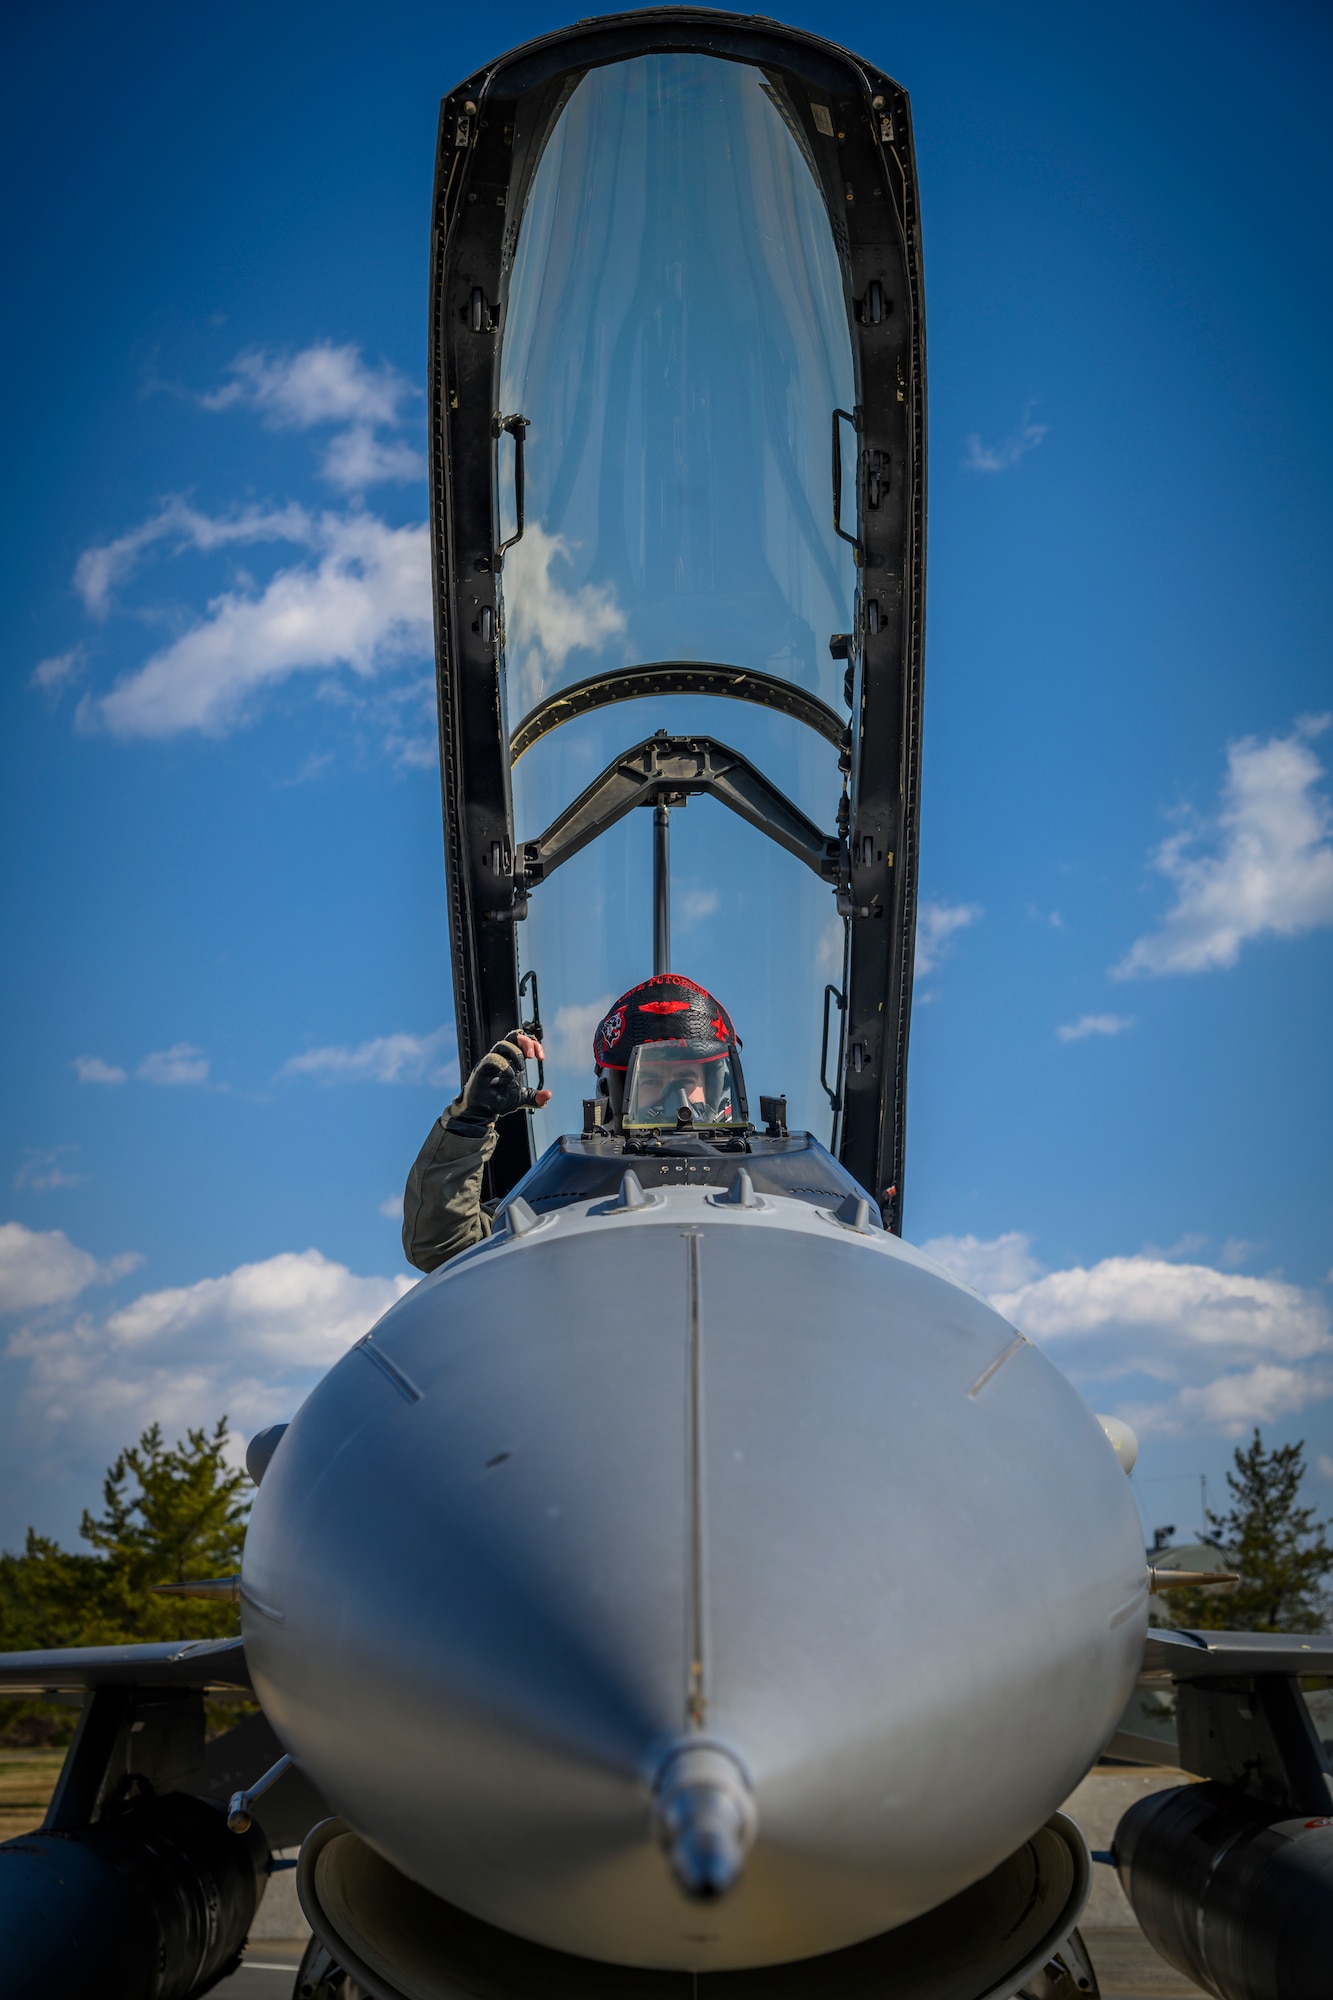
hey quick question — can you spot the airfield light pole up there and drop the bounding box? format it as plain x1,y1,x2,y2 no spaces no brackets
653,802,671,975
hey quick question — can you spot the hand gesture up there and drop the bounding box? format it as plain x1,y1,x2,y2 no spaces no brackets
449,1033,552,1132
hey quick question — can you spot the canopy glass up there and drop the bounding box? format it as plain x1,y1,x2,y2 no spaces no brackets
498,51,856,1140
497,52,857,725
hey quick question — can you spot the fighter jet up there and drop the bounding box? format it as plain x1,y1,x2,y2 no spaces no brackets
4,12,1332,2000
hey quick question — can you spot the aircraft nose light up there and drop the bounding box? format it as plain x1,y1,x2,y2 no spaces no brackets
652,1743,756,1900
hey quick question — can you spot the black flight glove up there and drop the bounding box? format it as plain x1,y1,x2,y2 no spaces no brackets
446,1038,539,1136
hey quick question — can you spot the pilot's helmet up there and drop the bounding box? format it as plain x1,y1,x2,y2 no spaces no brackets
593,976,740,1127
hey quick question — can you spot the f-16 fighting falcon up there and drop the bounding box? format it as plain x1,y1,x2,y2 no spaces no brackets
4,12,1332,2000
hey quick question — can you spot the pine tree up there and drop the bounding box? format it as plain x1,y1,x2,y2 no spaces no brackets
78,1418,249,1641
0,1533,111,1652
0,1418,251,1743
1169,1430,1333,1632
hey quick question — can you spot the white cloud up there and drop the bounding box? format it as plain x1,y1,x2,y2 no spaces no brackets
1145,1232,1210,1261
0,1224,100,1313
921,1231,1042,1294
3,1241,415,1499
917,1230,1333,1439
817,918,845,976
137,1044,210,1087
320,425,424,492
996,1256,1329,1363
1116,717,1333,977
201,343,414,432
1168,1364,1319,1432
679,888,720,925
30,648,85,695
379,1195,403,1219
501,525,626,715
280,1026,456,1088
915,899,981,976
993,1254,1332,1438
549,995,613,1073
1057,1013,1135,1043
389,730,438,772
963,405,1048,474
75,499,312,617
83,512,431,739
198,344,422,495
73,1048,209,1088
72,1055,127,1086
14,1149,84,1193
102,1251,408,1365
0,1222,140,1315
1319,1454,1333,1480
63,345,431,745
357,669,438,773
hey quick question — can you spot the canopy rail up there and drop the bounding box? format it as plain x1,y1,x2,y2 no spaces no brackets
515,731,845,901
508,661,850,764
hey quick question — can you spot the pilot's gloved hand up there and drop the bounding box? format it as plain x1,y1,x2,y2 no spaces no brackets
446,1034,551,1136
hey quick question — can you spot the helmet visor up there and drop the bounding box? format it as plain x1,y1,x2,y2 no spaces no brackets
621,1040,744,1129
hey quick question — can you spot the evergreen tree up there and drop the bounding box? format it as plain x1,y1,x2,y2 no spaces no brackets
1169,1429,1333,1632
78,1418,249,1640
0,1419,250,1743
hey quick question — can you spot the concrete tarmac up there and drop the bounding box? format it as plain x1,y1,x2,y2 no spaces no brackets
212,1938,306,1998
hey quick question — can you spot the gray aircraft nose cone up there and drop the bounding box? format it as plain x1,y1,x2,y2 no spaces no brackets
242,1191,1146,1969
653,1744,756,1900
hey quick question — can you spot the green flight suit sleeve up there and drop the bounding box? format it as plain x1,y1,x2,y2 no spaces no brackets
402,1097,500,1273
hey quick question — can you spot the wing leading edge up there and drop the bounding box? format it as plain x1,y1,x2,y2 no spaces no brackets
0,1635,250,1696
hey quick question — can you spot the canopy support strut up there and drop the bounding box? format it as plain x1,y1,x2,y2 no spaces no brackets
653,803,671,976
520,732,843,893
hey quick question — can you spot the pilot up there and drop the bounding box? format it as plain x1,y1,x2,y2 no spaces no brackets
402,975,739,1273
591,974,739,1129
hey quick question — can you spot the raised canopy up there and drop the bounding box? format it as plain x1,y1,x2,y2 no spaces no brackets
428,10,926,1221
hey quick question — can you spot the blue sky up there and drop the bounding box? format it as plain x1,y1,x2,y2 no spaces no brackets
2,0,1330,1551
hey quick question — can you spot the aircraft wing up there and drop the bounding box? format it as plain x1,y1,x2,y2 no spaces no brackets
1104,1625,1333,1767
0,1637,336,1857
7,1625,1327,1700
1140,1626,1333,1679
0,1635,250,1695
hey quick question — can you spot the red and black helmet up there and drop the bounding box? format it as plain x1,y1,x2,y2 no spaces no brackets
594,975,737,1071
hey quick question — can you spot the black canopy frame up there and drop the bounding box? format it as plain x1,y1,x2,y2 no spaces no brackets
429,8,927,1220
